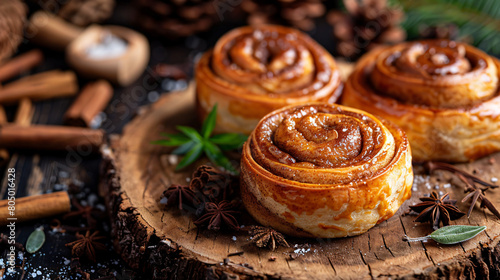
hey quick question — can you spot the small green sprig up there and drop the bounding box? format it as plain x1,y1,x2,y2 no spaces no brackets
152,105,247,174
403,225,486,245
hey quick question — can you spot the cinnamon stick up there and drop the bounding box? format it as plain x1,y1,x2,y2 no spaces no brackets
14,98,34,126
64,80,113,127
0,191,71,226
0,105,7,124
0,49,44,83
0,125,104,152
0,70,78,105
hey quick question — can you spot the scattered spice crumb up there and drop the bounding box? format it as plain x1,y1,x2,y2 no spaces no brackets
413,175,431,192
269,256,276,261
167,154,178,165
153,64,187,80
293,248,311,255
491,177,498,183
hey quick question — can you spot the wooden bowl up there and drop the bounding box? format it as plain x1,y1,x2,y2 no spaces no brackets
66,25,149,86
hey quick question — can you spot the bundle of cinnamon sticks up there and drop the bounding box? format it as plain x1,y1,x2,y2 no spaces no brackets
0,49,113,157
0,48,116,225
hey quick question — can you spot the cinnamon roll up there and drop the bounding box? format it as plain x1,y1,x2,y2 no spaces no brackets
195,25,342,134
342,40,500,162
240,103,413,238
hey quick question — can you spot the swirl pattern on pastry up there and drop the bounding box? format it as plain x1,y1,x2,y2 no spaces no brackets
240,103,413,238
196,25,342,134
342,40,500,162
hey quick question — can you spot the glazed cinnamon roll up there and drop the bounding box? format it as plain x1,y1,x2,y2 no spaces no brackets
342,40,500,162
240,103,413,238
195,25,342,134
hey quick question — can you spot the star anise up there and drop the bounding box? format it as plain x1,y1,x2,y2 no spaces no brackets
190,165,238,202
160,180,196,210
425,162,500,220
65,230,106,262
63,198,104,229
194,200,239,230
409,191,465,230
249,226,289,251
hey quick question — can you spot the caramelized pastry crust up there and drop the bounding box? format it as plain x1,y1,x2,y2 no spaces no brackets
342,40,500,162
196,25,342,134
240,103,413,238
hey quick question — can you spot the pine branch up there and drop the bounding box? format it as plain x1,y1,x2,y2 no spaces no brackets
398,0,500,56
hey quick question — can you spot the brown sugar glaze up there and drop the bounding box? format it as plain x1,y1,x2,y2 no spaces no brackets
342,40,500,162
195,25,342,134
240,103,413,238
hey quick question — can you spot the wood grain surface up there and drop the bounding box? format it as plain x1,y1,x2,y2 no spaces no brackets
100,84,500,279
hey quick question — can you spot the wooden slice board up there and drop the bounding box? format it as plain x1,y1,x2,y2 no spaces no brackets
99,83,500,279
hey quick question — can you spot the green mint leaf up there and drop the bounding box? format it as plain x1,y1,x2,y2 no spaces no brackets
201,105,217,139
209,133,248,150
430,225,486,244
176,142,203,170
172,141,196,155
153,104,242,171
204,141,238,175
26,227,45,253
151,133,191,146
176,126,202,142
162,133,191,142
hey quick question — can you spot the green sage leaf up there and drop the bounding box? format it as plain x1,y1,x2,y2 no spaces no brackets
201,105,217,139
430,225,486,244
26,227,45,253
176,142,203,170
209,133,248,150
176,126,202,142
